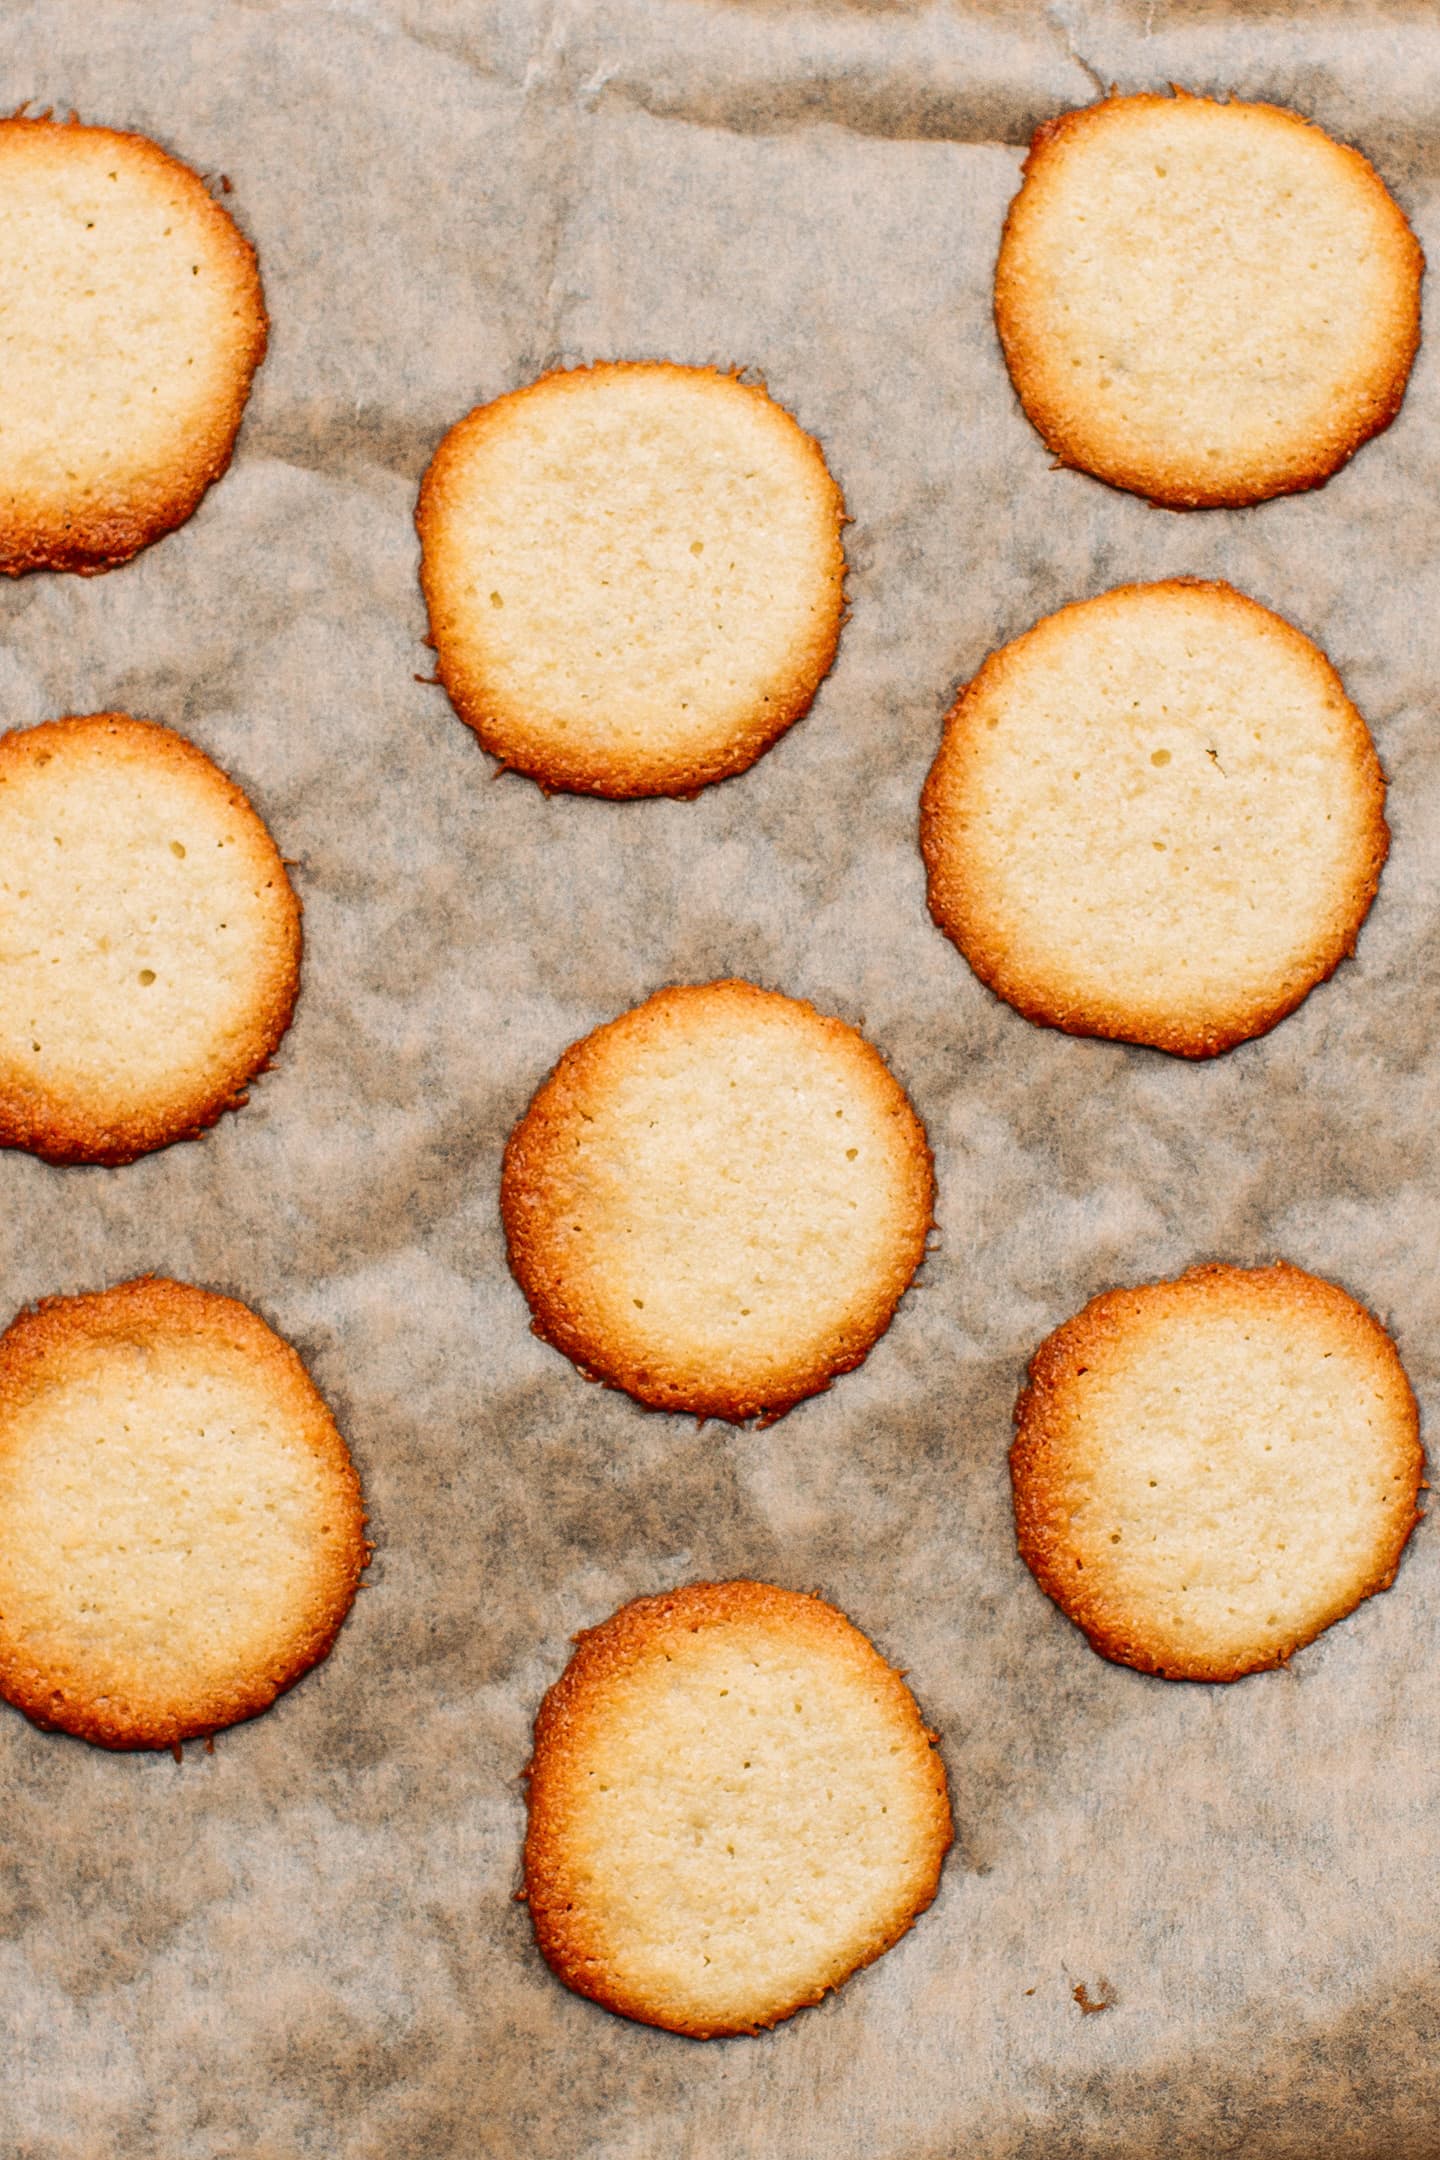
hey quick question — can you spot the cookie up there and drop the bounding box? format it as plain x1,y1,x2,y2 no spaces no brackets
0,115,267,574
501,981,934,1421
523,1579,952,2036
1011,1263,1423,1682
994,91,1423,508
0,714,301,1165
0,1277,368,1748
920,580,1388,1058
416,362,846,797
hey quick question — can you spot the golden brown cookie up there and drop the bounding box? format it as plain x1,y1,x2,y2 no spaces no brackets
994,91,1423,508
501,981,934,1421
0,713,302,1165
416,362,846,797
0,115,267,574
523,1579,952,2036
920,580,1388,1058
0,1277,368,1749
1011,1262,1423,1682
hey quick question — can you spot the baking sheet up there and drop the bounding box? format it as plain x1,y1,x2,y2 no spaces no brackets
2,3,1439,2154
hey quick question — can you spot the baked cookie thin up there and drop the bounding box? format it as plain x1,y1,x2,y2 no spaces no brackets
920,580,1388,1058
0,1277,368,1749
1011,1262,1423,1682
524,1579,953,2036
417,361,846,797
501,980,934,1422
995,90,1423,508
0,713,301,1165
0,114,267,574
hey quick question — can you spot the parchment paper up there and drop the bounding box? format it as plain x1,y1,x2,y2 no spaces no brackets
2,3,1439,2154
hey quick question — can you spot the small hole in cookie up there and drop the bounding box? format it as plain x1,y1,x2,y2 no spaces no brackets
490,592,503,608
691,540,704,555
633,1298,644,1309
171,841,186,858
138,970,156,986
846,1147,857,1160
1150,748,1170,767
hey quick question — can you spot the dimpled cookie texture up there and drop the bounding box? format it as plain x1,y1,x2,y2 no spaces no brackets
523,1580,953,2036
920,581,1388,1057
0,116,267,573
417,362,847,797
0,714,301,1164
501,981,935,1421
994,91,1423,507
0,1278,368,1749
1011,1263,1423,1682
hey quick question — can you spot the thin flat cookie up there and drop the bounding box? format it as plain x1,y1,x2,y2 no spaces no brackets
0,1277,368,1749
0,115,267,573
995,91,1423,508
417,362,846,797
501,981,934,1421
0,714,301,1164
524,1580,952,2036
920,580,1388,1057
1011,1263,1423,1681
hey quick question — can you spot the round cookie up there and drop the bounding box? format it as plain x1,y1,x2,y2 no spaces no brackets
0,1277,368,1748
416,362,846,797
1011,1263,1423,1682
0,115,267,574
920,580,1388,1058
501,981,934,1421
994,91,1423,508
0,713,302,1164
523,1579,952,2036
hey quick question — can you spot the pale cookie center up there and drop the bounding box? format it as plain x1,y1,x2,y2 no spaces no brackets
0,1352,339,1700
1062,1310,1409,1659
1023,114,1404,457
438,382,836,744
563,1631,934,2020
0,754,283,1110
0,153,247,494
959,608,1371,1007
568,1032,914,1367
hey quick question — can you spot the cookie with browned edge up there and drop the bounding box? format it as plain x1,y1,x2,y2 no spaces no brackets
501,981,934,1421
920,580,1388,1058
0,115,267,574
417,362,846,797
524,1579,952,2036
995,91,1422,508
0,713,301,1164
0,1277,368,1749
1011,1262,1423,1682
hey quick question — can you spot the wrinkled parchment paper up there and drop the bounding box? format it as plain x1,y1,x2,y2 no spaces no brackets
2,4,1439,2154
